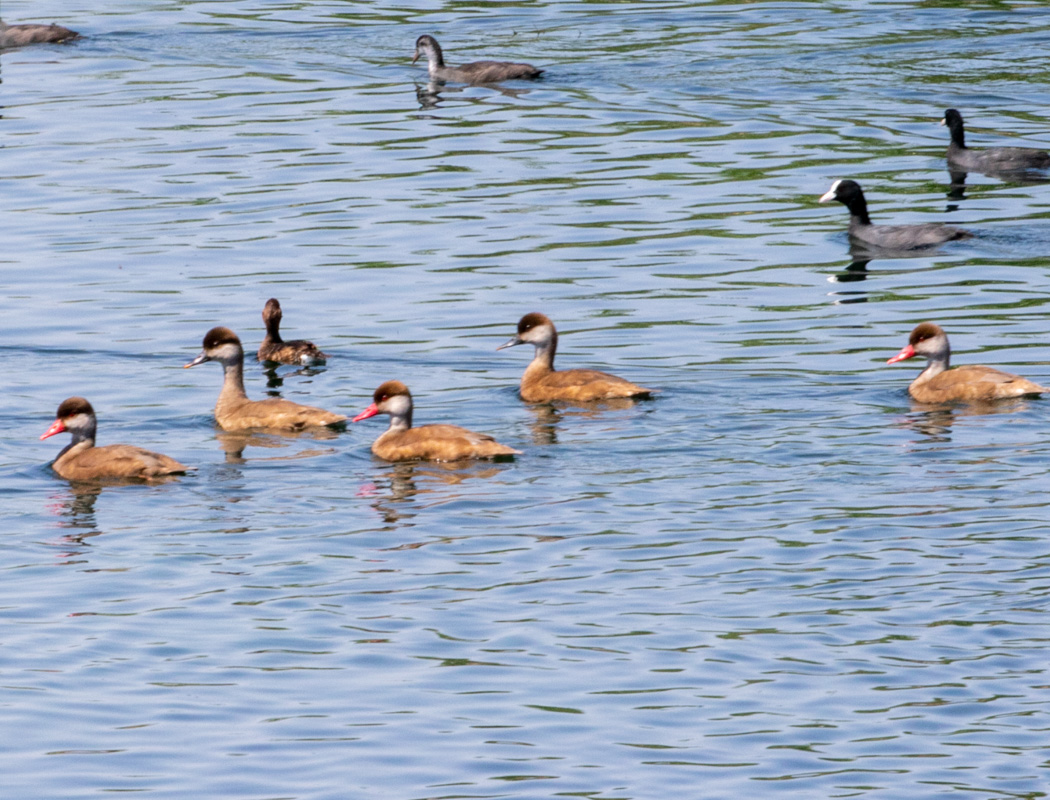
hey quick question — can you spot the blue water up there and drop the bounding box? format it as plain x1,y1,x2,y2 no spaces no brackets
3,1,1050,798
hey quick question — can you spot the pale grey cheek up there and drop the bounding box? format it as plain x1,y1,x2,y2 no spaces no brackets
388,396,412,417
68,413,92,430
216,344,241,360
525,326,553,344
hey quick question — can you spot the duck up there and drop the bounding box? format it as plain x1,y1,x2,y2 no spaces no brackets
353,380,520,462
0,19,79,49
941,109,1050,173
412,34,543,84
886,322,1047,404
257,298,330,366
819,179,972,250
185,326,346,431
497,313,655,403
40,397,189,481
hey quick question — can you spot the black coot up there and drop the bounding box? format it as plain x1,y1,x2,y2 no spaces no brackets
819,179,971,250
942,109,1050,173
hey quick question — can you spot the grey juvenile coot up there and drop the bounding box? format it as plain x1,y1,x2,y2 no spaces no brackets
0,19,78,49
941,109,1050,173
412,34,543,84
819,179,971,250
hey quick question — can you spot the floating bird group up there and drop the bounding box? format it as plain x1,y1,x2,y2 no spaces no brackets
19,21,1049,481
41,299,655,478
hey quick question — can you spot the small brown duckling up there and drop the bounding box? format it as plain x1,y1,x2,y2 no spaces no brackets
887,322,1047,404
498,313,655,403
185,326,346,431
257,298,330,366
352,380,520,462
41,397,189,482
412,34,543,84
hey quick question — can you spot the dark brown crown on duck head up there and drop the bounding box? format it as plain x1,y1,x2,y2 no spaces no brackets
909,322,944,347
55,396,94,419
517,312,552,335
373,380,411,404
262,298,283,327
497,312,558,358
887,322,950,366
202,326,242,350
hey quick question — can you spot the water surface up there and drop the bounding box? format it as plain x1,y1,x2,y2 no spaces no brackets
4,1,1050,798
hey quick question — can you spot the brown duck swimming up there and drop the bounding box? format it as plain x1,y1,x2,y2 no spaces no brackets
41,397,189,481
498,313,654,403
353,380,519,462
257,298,330,366
412,34,543,84
0,19,79,49
185,326,346,431
887,322,1047,404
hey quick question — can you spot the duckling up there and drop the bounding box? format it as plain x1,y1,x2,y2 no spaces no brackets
257,298,330,366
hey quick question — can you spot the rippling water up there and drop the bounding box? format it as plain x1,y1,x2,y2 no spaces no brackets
4,1,1050,797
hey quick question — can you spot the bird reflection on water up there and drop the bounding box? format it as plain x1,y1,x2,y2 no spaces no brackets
215,427,342,463
46,483,103,546
946,167,1050,203
361,460,510,526
895,398,1039,443
262,363,328,391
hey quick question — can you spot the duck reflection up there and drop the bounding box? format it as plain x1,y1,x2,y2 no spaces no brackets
897,398,1038,442
261,363,327,391
363,460,508,525
525,397,649,444
215,426,341,463
522,396,661,448
526,403,562,446
44,483,107,554
47,481,101,527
